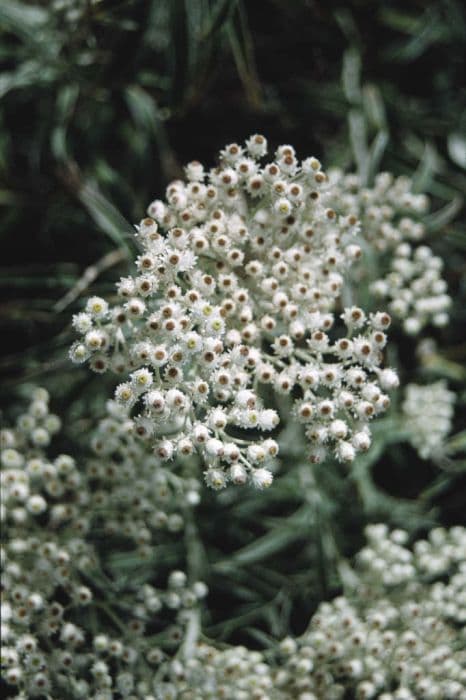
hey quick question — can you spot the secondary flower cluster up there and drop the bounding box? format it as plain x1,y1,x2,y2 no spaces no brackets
1,390,206,699
70,136,399,488
86,399,201,556
3,400,465,700
163,525,466,700
154,643,275,700
1,388,70,524
402,381,455,459
330,170,451,334
330,171,429,252
370,243,451,334
275,525,466,700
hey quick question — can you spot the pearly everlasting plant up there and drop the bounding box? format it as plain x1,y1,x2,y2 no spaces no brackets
2,136,463,700
158,526,466,700
1,390,206,699
86,399,201,555
71,136,400,489
3,414,465,700
330,170,429,252
402,381,455,459
273,525,466,700
330,170,451,334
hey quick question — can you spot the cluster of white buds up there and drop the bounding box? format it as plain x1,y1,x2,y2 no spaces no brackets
71,136,398,487
357,523,466,589
1,388,76,526
153,643,276,700
329,171,450,334
151,525,466,700
402,381,455,459
1,389,95,697
370,243,451,334
330,170,429,252
1,390,207,699
276,525,466,699
86,399,201,555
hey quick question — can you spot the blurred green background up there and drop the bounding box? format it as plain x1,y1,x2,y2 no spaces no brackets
1,0,465,645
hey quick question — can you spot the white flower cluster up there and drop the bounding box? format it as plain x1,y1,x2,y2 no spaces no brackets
1,390,206,699
2,392,465,698
275,525,466,700
87,399,201,555
154,643,276,700
71,136,399,488
330,171,451,334
163,526,466,700
371,244,451,334
1,388,68,524
330,171,429,252
402,380,455,459
357,523,466,591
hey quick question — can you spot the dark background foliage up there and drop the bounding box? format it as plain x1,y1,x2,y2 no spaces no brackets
1,0,465,646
